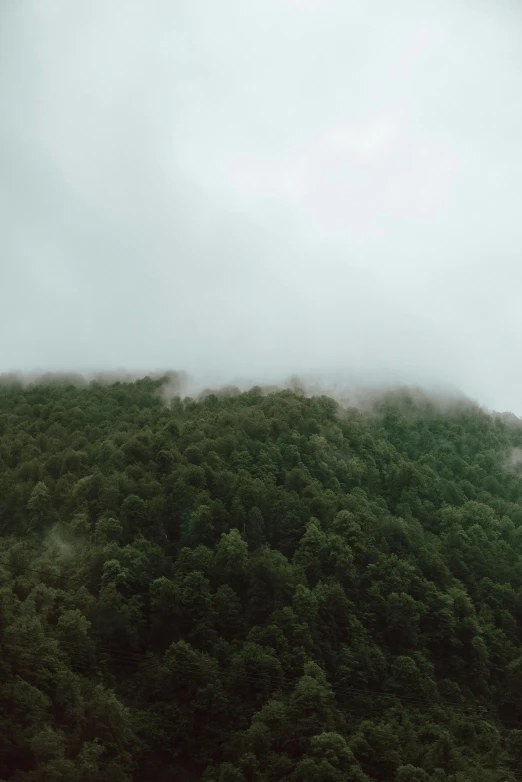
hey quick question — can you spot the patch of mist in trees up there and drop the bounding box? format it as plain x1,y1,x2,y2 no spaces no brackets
495,411,522,428
175,372,483,423
504,447,522,472
0,368,513,425
0,368,188,392
45,524,77,561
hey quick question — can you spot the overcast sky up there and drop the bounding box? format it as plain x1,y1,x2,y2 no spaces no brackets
2,0,522,411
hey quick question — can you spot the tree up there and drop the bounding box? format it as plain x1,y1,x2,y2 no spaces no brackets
27,481,52,529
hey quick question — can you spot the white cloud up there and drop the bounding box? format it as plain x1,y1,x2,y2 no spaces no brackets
2,0,522,412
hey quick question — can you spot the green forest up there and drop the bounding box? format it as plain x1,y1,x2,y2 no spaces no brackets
3,375,522,781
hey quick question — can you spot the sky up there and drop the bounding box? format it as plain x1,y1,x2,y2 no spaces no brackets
1,0,522,412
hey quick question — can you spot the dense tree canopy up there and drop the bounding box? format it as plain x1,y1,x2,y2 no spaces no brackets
1,376,522,780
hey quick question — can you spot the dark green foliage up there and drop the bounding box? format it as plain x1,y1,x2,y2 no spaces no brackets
1,377,522,779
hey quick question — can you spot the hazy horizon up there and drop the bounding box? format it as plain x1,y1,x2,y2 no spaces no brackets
2,1,522,413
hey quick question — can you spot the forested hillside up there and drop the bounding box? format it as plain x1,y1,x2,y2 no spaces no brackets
2,376,522,781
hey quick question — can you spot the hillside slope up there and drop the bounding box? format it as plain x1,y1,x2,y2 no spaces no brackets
1,377,522,780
